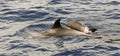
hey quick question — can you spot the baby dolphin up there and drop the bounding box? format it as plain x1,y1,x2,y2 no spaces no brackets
66,21,97,34
28,19,92,38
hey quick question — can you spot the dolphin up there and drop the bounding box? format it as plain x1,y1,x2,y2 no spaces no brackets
66,21,97,34
27,19,95,38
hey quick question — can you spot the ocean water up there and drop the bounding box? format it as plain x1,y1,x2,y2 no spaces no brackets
0,0,120,56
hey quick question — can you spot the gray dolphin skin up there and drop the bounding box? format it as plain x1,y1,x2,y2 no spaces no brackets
28,19,97,38
66,21,97,34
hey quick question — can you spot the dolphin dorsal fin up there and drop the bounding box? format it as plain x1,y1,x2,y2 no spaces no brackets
52,19,62,28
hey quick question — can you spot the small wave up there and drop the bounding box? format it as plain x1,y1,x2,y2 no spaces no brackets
7,44,38,50
53,48,96,56
48,0,61,4
30,6,44,9
2,10,49,21
54,9,73,14
0,8,12,12
96,1,120,5
35,48,49,51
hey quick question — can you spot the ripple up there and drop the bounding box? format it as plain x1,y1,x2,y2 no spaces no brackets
0,52,26,56
74,2,90,5
7,44,38,50
108,1,120,5
0,27,9,30
41,17,56,21
9,40,24,43
0,37,9,42
54,9,73,14
72,38,89,43
105,9,119,13
4,11,19,15
35,48,49,51
4,10,49,17
30,6,44,9
27,24,50,29
4,0,16,2
2,10,49,21
53,48,96,56
108,16,120,19
96,1,120,5
107,46,120,51
103,30,120,34
111,53,120,56
0,54,6,56
8,52,24,56
0,8,12,12
105,40,113,43
21,12,49,18
1,16,20,21
90,45,120,51
103,9,120,19
48,0,61,4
